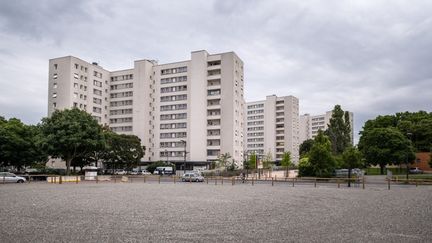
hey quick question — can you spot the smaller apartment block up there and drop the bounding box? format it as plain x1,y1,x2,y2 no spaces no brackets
299,111,354,144
245,95,300,164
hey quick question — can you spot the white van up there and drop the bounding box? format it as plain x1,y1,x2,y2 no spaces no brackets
153,167,174,175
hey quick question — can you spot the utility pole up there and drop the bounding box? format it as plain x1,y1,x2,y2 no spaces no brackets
181,139,187,174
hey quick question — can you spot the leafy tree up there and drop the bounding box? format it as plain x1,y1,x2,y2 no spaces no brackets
248,152,257,170
341,146,363,187
262,152,273,169
298,157,314,177
216,153,232,171
299,139,314,157
40,108,104,175
358,127,415,175
325,105,352,155
0,118,47,170
226,159,238,171
102,132,144,171
309,131,336,177
280,151,292,177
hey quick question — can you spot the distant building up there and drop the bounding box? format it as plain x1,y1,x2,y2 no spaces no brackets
245,95,300,164
299,111,354,145
48,50,245,169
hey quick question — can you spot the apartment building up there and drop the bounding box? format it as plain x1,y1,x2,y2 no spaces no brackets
48,50,245,169
299,111,354,144
245,95,300,164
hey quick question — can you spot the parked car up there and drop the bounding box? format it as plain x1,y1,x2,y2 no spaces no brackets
181,173,204,182
114,169,127,175
0,172,27,183
409,167,423,174
140,170,151,175
129,170,139,175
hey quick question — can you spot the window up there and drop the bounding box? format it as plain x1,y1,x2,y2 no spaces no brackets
73,92,78,98
74,83,78,88
52,93,57,98
74,73,79,79
54,64,58,70
53,83,57,89
53,74,58,79
161,66,187,75
53,102,56,108
75,64,79,69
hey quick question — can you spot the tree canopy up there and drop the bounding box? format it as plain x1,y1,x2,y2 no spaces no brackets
40,108,104,175
325,105,352,155
299,139,314,157
358,127,415,174
308,131,336,177
102,132,144,170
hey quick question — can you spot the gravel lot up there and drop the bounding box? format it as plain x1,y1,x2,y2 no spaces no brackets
1,182,431,242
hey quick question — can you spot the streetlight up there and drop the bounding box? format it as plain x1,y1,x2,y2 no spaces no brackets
165,149,169,164
180,139,187,173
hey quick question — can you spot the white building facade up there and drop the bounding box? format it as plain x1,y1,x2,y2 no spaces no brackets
245,95,300,164
299,111,354,144
48,50,245,169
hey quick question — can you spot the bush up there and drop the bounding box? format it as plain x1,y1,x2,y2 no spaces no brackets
298,157,314,177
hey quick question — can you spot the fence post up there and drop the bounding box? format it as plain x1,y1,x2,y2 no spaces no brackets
143,175,146,183
28,175,31,184
362,177,365,189
206,177,208,184
338,179,340,188
59,176,62,184
221,177,224,186
232,177,234,186
292,178,295,187
114,176,116,183
3,175,5,184
96,176,99,184
76,176,78,184
159,175,161,184
314,178,317,188
388,179,390,190
173,176,176,184
272,177,274,186
416,180,418,187
215,177,217,185
252,177,254,186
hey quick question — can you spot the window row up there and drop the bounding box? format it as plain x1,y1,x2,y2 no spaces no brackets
160,85,187,93
160,151,185,157
110,100,133,107
93,70,102,79
111,83,133,90
160,132,187,139
160,76,187,84
247,115,264,120
160,142,185,148
160,103,187,111
111,74,133,82
247,104,264,109
160,122,187,129
247,132,264,137
93,80,102,87
110,117,133,124
248,144,264,148
247,126,264,131
160,113,187,120
247,138,264,142
247,109,264,115
207,89,221,96
247,121,264,126
74,63,88,73
161,66,187,75
111,91,133,99
110,108,133,115
111,126,132,132
160,94,187,102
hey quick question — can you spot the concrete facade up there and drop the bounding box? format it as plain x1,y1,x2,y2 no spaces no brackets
48,51,245,169
245,95,300,164
299,111,354,145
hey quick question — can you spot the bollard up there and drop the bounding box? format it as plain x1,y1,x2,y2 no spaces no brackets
252,177,254,186
215,177,217,185
292,178,295,187
189,175,192,184
3,175,5,184
272,177,274,186
314,178,317,188
338,180,340,188
221,177,223,186
143,175,146,183
206,177,208,184
362,177,365,189
232,177,234,186
388,179,390,190
159,175,161,184
174,176,176,184
416,180,418,187
28,175,31,184
76,176,79,184
114,176,117,183
59,176,62,185
96,176,98,183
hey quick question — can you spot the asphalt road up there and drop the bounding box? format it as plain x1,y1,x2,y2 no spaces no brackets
1,182,431,242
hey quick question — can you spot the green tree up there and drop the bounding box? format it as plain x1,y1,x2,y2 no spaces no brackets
248,152,257,170
298,157,314,177
0,118,47,170
342,146,363,187
280,151,292,177
358,127,415,175
216,153,232,171
309,131,336,177
40,108,104,175
226,159,238,171
299,139,314,157
325,105,352,155
102,132,144,171
262,152,273,169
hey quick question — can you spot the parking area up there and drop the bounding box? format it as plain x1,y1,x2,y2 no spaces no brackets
1,182,431,242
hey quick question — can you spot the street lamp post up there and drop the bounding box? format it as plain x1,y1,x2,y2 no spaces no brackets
180,140,187,174
165,149,169,164
406,133,412,180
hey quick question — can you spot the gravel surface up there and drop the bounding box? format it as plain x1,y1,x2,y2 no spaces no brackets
1,182,431,242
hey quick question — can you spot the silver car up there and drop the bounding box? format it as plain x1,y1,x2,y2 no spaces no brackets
0,172,27,183
182,173,204,182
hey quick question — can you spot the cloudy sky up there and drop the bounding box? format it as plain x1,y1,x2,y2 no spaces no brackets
1,0,431,142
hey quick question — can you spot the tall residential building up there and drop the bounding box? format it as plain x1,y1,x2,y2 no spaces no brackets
245,95,300,164
299,111,354,144
48,50,245,169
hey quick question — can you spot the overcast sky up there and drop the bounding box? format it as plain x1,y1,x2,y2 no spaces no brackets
1,0,431,143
